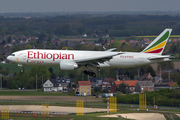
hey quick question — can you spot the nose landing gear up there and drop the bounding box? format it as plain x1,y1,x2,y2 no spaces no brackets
18,64,23,72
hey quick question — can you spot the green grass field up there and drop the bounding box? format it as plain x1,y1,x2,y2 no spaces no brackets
0,63,60,73
0,91,67,96
0,113,126,120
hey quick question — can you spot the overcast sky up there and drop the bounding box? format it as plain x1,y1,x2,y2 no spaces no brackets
0,0,180,13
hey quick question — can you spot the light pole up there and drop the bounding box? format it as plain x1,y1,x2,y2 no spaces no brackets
1,76,2,89
42,74,43,84
82,73,84,81
36,74,37,90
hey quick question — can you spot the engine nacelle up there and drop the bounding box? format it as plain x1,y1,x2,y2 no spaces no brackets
59,60,78,70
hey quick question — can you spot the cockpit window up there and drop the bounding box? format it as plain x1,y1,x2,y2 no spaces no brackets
10,54,15,56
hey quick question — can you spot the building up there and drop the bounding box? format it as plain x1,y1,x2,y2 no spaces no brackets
90,77,105,87
137,73,153,81
56,77,70,92
43,77,75,92
135,81,154,93
102,33,109,38
168,82,179,89
153,83,170,91
75,81,91,96
111,80,138,93
43,79,59,92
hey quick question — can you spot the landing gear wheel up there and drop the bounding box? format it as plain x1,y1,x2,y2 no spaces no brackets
20,67,23,73
84,70,96,77
91,72,96,77
84,70,88,75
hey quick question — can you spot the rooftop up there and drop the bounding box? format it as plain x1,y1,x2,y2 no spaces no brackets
78,81,91,86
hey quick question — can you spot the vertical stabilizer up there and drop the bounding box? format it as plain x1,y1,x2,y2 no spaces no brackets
141,29,172,55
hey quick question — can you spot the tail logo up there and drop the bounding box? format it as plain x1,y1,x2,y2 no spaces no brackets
143,31,169,53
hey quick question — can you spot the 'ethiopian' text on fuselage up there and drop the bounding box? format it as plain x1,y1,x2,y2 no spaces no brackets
27,51,74,61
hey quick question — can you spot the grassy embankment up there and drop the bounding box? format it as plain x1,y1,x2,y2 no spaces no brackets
0,63,60,73
0,91,67,96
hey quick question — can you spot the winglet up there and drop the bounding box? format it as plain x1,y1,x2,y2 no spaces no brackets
141,29,172,55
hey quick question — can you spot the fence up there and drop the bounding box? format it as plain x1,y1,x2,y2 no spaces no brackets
0,110,71,119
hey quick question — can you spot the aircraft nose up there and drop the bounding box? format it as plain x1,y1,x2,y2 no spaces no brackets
7,56,10,60
7,55,13,61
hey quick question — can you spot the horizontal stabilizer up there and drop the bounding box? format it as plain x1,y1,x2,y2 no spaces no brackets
148,55,170,60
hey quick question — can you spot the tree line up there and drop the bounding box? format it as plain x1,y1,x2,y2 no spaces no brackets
114,88,180,107
1,14,180,38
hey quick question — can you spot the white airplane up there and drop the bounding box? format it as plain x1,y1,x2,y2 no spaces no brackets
7,29,172,77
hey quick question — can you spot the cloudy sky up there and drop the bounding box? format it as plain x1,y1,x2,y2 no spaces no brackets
0,0,180,12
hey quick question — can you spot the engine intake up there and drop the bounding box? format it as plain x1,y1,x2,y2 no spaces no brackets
59,60,78,70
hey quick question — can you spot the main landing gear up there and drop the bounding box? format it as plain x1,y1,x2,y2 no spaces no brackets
83,65,96,77
84,70,96,77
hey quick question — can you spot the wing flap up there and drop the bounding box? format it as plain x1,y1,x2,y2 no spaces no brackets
76,53,123,65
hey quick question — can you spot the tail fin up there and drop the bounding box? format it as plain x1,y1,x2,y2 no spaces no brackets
141,29,172,55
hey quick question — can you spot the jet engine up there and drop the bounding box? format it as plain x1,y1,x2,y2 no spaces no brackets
59,60,78,70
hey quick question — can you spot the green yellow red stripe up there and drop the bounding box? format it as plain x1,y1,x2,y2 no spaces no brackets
143,31,169,52
143,41,166,53
145,48,163,53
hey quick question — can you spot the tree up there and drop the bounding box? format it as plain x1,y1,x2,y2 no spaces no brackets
1,40,6,45
28,66,51,89
161,72,168,79
108,68,116,78
48,67,53,74
157,62,174,70
16,68,28,88
61,47,73,50
175,53,179,58
171,73,180,85
117,82,131,94
10,80,18,89
110,41,122,51
38,31,46,41
114,24,125,30
115,91,123,98
37,66,51,88
25,44,32,49
77,25,85,34
11,45,23,52
145,65,156,77
55,24,72,36
7,36,11,43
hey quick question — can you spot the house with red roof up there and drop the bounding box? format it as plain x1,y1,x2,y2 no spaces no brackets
111,80,138,93
173,39,177,42
120,40,126,43
75,81,91,96
98,77,115,91
168,82,179,88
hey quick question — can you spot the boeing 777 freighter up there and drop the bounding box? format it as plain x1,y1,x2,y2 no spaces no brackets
7,29,172,77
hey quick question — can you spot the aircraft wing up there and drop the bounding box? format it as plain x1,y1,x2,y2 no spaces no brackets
105,48,117,52
76,53,122,66
148,55,171,60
